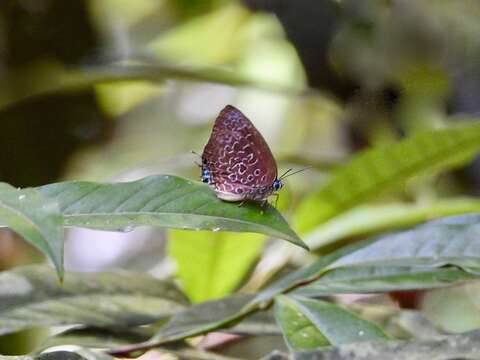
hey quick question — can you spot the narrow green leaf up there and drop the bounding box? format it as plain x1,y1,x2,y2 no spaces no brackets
296,123,480,232
0,265,188,335
0,183,63,279
151,294,254,343
274,295,388,350
40,328,151,353
305,198,480,251
37,175,307,249
293,266,475,297
327,214,480,272
169,230,265,302
251,239,377,307
0,63,304,112
108,294,256,355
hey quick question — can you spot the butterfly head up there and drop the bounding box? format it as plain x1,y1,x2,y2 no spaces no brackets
272,178,283,192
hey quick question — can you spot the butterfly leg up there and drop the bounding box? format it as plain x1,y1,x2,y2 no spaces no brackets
191,150,202,158
237,200,247,207
260,199,270,209
270,194,279,209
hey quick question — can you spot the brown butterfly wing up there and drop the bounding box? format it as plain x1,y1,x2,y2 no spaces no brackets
202,105,278,199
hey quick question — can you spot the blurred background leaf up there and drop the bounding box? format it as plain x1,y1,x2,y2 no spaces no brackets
327,214,480,271
3,0,480,357
0,265,187,336
169,230,265,302
296,122,480,233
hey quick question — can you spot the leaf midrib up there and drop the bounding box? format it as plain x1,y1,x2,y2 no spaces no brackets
62,212,298,242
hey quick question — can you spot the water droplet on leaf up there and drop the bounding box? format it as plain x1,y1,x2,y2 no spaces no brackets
122,225,134,232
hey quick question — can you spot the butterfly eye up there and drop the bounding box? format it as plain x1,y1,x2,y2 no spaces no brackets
273,179,283,191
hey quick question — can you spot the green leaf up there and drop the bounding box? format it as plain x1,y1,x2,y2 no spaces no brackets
305,198,480,251
251,239,377,307
0,183,63,279
293,329,480,360
296,123,480,232
327,214,480,272
274,295,388,351
293,266,475,297
37,175,307,249
109,294,256,356
169,230,265,302
252,214,480,310
151,294,254,343
274,296,329,350
0,265,187,335
40,328,152,352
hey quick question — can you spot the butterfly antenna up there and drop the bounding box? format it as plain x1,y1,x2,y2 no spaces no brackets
191,150,202,167
191,150,202,158
278,168,293,179
279,166,312,180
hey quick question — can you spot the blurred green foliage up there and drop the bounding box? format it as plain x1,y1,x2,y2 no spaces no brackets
2,0,480,358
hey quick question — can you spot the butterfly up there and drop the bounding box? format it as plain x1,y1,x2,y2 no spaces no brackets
201,105,304,204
